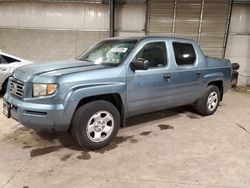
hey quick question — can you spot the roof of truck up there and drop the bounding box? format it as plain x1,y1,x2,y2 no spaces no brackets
105,35,196,43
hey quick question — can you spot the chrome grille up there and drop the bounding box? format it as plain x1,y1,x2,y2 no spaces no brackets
9,79,24,97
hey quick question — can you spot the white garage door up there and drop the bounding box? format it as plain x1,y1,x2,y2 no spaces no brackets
147,0,232,58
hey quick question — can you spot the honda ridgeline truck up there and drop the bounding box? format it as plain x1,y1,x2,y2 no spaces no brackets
3,36,232,149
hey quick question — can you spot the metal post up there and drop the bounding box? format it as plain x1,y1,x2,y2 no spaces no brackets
145,0,151,35
172,0,177,37
197,0,205,44
222,0,233,58
109,0,115,38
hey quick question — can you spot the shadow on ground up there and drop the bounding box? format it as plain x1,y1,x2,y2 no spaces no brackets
126,105,201,127
1,102,202,158
232,87,250,94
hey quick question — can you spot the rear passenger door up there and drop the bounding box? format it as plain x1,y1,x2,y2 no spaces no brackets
171,42,202,104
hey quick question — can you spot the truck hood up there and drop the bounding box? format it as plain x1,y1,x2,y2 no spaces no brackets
14,59,109,81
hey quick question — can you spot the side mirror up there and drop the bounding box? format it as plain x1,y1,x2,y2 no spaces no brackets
130,59,149,71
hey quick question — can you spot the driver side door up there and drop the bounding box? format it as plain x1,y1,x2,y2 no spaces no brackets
126,41,174,116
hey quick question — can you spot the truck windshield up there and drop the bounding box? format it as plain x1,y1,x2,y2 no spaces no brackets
78,39,138,66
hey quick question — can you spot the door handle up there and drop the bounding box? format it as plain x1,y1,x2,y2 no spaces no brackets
163,73,171,81
196,71,201,77
0,68,7,71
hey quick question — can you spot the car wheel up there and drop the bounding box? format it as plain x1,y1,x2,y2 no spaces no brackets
196,85,220,116
71,100,120,150
2,79,8,93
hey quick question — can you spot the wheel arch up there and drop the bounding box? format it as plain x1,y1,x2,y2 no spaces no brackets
71,93,125,129
207,80,223,101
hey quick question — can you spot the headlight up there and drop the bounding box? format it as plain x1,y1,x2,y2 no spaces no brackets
33,83,58,97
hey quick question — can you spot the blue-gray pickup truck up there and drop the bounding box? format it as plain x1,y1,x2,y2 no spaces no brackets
3,36,232,149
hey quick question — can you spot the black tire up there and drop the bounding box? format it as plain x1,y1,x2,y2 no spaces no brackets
2,79,8,93
232,63,240,70
71,100,120,150
196,85,220,116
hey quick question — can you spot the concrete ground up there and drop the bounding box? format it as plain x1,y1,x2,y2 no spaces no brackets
0,90,250,188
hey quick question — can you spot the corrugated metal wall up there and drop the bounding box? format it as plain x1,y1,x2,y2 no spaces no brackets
0,2,109,61
0,1,147,61
225,4,250,86
115,4,146,37
0,2,108,30
147,0,232,58
0,0,234,61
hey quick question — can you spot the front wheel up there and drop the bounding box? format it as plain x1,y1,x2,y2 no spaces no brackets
2,79,8,93
196,85,220,116
71,100,120,150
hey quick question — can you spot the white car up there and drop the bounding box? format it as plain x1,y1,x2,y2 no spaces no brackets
0,51,33,93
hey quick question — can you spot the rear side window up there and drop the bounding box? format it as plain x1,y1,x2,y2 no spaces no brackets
173,42,196,66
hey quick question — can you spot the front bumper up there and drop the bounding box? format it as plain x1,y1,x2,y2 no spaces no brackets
3,93,67,131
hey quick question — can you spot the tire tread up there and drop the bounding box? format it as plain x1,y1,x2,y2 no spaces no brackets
71,100,120,150
196,85,220,116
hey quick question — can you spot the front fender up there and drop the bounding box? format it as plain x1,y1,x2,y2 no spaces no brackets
65,82,126,102
56,82,127,131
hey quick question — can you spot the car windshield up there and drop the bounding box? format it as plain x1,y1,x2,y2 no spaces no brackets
78,39,138,66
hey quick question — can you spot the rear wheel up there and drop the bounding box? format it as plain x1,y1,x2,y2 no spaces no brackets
71,100,120,150
196,85,220,116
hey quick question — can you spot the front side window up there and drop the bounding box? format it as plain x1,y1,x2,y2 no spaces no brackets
135,42,167,68
173,42,196,66
78,40,137,66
